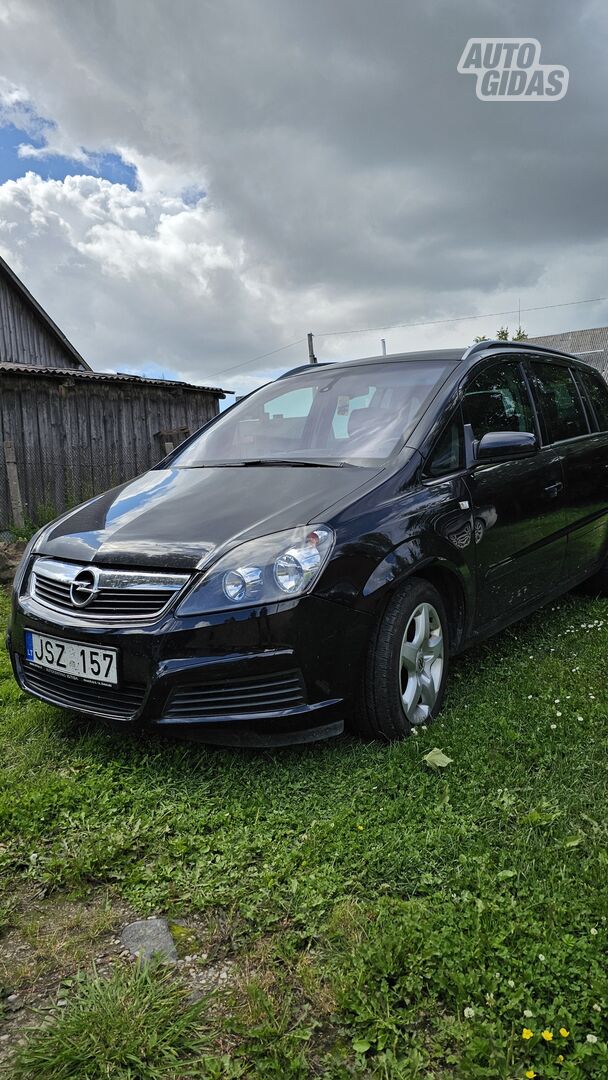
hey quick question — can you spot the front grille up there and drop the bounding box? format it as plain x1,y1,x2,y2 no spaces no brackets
20,660,146,720
31,558,189,621
164,669,307,720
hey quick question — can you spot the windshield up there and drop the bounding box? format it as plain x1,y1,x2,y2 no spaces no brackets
173,361,454,467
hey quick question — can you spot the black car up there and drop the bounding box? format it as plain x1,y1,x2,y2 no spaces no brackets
7,340,608,745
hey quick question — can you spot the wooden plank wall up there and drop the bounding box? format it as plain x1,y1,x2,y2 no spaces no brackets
0,372,220,529
0,274,82,369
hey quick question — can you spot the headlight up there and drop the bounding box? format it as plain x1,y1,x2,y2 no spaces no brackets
13,525,50,596
176,525,334,615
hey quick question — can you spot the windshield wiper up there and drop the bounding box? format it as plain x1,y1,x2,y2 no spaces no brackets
220,458,347,468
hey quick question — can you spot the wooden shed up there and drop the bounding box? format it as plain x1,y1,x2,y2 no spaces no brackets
0,256,225,531
0,364,225,532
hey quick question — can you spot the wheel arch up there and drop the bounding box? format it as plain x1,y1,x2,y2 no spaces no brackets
363,555,471,654
409,562,468,653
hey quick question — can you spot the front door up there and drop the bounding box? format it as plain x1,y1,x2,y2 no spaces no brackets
462,358,567,628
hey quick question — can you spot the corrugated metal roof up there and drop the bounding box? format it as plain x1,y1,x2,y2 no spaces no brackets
0,361,226,397
528,327,608,380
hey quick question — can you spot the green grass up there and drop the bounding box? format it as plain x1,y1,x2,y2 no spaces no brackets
10,962,210,1080
1,588,608,1077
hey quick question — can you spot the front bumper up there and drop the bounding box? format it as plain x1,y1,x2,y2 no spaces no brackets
7,590,372,746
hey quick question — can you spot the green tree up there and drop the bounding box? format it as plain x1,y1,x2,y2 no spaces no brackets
474,326,528,344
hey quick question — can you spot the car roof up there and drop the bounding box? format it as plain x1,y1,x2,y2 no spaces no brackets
279,339,587,380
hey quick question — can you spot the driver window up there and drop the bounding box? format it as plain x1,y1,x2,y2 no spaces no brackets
424,415,464,478
463,361,535,441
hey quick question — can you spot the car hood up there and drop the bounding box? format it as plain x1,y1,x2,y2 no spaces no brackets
38,464,381,569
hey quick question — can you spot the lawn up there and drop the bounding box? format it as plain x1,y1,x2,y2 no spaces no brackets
0,586,607,1078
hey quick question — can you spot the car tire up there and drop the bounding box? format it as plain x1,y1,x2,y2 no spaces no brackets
355,576,450,741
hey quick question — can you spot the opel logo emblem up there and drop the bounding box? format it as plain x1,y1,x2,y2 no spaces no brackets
70,568,100,608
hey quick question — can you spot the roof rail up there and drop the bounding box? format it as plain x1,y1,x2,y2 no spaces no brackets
278,362,333,379
461,339,580,363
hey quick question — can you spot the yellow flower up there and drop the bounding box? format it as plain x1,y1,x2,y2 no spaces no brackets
559,1027,569,1038
557,1055,564,1063
542,1029,553,1041
526,1071,537,1079
356,824,364,831
522,1028,534,1040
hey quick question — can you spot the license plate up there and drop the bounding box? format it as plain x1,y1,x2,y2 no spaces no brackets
24,631,119,686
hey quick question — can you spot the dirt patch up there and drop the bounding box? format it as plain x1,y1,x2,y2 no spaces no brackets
0,888,134,1067
0,891,242,1069
0,541,26,586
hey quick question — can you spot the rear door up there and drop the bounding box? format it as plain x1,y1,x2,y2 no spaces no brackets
462,357,566,627
570,366,608,576
527,359,608,581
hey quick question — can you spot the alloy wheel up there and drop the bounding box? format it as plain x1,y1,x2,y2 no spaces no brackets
399,601,444,725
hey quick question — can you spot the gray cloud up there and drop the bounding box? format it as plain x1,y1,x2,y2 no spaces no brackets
0,0,606,393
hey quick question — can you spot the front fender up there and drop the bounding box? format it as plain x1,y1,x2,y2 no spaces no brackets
355,477,477,642
314,473,478,643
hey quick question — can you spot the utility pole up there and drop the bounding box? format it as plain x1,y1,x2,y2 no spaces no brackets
380,338,387,356
307,332,318,365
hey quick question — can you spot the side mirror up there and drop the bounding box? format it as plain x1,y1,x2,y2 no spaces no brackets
476,430,538,462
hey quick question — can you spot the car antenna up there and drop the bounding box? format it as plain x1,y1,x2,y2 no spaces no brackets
307,332,318,365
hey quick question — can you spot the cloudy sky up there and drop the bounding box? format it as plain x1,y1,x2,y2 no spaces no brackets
0,0,606,396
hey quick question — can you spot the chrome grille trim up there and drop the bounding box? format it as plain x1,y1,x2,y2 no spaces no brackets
30,557,190,622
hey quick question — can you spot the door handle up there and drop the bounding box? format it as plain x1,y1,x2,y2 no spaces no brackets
544,481,563,498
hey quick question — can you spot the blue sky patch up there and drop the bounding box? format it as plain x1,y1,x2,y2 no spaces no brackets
0,121,138,188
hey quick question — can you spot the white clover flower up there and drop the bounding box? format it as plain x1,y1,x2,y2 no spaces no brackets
507,979,515,988
586,1033,598,1044
593,1004,602,1013
538,954,545,962
524,1009,534,1018
463,1006,475,1019
591,928,598,936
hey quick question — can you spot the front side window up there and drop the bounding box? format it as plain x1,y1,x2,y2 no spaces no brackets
173,361,455,467
462,361,535,441
424,415,464,477
577,369,608,432
528,362,589,443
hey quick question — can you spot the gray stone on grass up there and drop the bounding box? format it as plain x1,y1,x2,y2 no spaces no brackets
120,918,177,963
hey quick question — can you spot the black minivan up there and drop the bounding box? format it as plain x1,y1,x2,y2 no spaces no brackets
7,340,608,745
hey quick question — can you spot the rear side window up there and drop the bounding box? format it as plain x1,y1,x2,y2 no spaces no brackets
577,369,608,432
462,361,535,440
528,362,589,443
